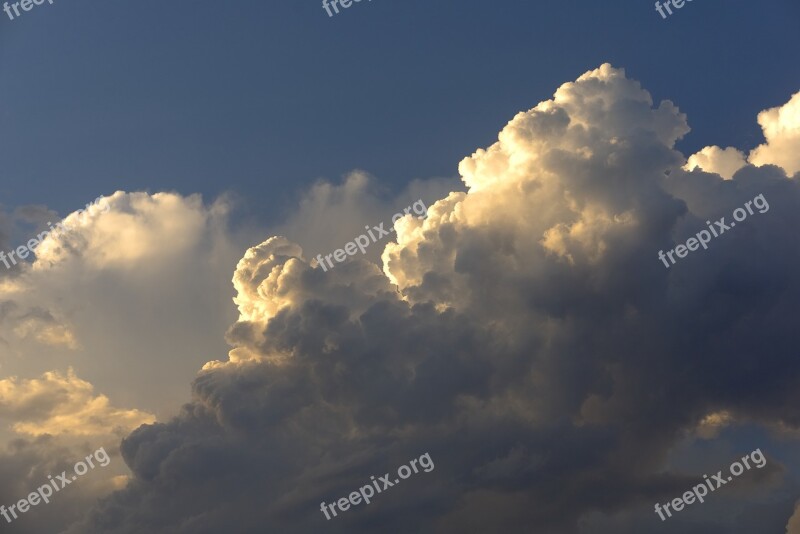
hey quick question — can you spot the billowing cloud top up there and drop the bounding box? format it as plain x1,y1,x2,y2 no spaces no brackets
62,65,800,534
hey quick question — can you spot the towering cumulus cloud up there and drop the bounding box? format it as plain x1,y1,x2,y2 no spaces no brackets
67,65,800,533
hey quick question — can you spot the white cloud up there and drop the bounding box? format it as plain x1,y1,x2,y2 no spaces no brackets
686,91,800,179
684,145,747,179
750,91,800,175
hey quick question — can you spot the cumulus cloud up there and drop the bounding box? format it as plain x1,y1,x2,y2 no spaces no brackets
270,170,461,268
0,369,154,533
33,193,208,270
0,181,467,532
686,91,800,180
0,191,248,415
0,192,252,532
0,368,154,437
684,146,747,179
749,91,800,175
59,65,800,533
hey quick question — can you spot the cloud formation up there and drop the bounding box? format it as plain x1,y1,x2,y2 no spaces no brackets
0,191,247,415
0,368,154,437
0,192,251,532
686,90,800,180
61,65,800,533
684,146,748,180
749,91,800,175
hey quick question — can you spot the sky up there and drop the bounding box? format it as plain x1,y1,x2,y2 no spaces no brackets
1,0,800,533
1,0,798,218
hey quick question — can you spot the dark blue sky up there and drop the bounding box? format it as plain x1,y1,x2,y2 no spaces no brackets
1,0,798,223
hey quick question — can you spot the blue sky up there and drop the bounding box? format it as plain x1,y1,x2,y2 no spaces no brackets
1,0,798,222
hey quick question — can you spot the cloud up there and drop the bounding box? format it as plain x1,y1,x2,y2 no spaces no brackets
686,91,800,180
32,192,212,270
270,170,461,268
0,178,463,532
693,410,734,439
787,501,800,534
62,65,800,533
0,191,247,415
0,299,79,353
0,368,154,437
684,146,747,179
0,192,250,533
0,436,134,534
749,91,800,175
0,367,154,534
